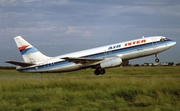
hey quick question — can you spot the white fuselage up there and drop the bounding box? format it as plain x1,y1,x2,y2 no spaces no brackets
17,36,176,73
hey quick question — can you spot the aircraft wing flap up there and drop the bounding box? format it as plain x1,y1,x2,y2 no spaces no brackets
61,57,104,64
5,60,35,67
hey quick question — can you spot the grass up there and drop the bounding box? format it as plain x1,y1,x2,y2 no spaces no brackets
0,66,180,111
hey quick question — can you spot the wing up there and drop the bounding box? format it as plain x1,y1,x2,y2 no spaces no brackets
5,60,35,67
61,57,104,64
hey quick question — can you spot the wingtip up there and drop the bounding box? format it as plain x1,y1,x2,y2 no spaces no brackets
5,60,11,63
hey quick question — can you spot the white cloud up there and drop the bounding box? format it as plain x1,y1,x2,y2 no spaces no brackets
66,26,91,37
0,0,20,6
66,26,80,34
48,0,69,5
22,0,41,2
101,1,180,18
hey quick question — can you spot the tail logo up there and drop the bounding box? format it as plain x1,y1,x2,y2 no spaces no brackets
18,45,30,51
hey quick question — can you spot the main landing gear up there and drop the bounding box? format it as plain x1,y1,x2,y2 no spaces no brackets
155,53,160,63
94,69,105,75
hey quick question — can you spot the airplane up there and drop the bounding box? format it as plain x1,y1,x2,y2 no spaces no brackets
5,36,176,75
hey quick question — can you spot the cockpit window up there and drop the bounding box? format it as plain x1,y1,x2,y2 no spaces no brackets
160,38,164,41
164,37,169,40
160,37,169,41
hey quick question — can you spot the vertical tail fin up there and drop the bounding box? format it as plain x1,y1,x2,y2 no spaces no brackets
14,36,50,63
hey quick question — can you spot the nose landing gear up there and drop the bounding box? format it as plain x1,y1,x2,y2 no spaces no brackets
155,53,160,63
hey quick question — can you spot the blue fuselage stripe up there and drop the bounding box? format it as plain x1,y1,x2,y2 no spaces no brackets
20,47,39,55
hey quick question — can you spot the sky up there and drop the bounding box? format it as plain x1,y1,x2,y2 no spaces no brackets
1,0,180,66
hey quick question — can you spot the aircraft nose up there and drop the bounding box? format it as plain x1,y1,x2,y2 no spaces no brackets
172,41,176,46
164,40,176,49
169,40,176,47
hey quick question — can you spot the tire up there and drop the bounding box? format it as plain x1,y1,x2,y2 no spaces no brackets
94,69,100,75
155,59,160,63
100,69,105,75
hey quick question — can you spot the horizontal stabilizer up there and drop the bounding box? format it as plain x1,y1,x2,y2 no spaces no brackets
5,60,35,67
62,57,104,64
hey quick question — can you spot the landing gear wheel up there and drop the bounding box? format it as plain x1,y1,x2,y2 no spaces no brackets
94,69,100,75
155,59,160,63
155,54,160,63
99,69,105,75
94,69,106,75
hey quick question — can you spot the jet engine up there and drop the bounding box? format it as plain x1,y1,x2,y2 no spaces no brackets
100,57,122,69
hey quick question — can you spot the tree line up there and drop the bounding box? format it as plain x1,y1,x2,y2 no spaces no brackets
0,66,16,70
